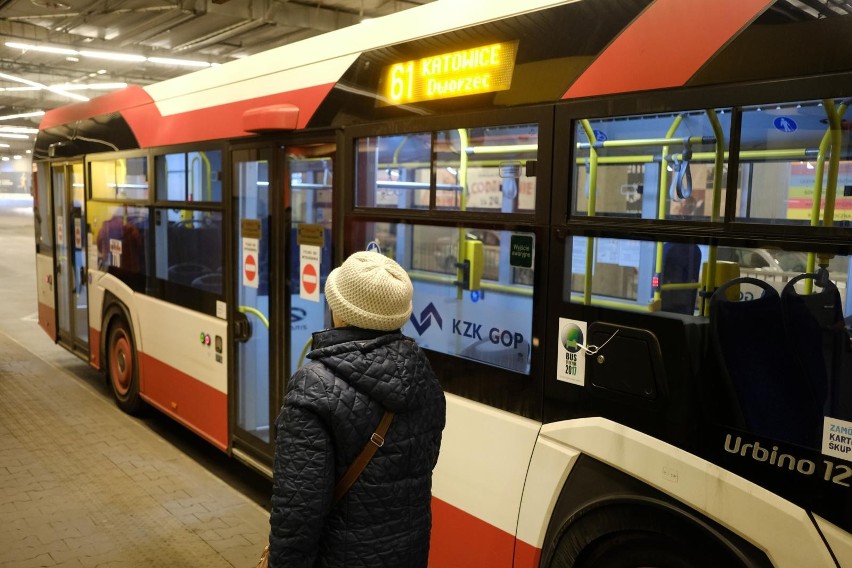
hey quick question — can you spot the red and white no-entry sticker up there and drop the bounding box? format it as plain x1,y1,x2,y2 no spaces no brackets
245,254,257,282
302,262,317,295
300,245,321,302
242,237,259,289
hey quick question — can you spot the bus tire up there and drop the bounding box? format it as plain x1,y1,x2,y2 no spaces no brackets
548,504,744,568
106,314,144,415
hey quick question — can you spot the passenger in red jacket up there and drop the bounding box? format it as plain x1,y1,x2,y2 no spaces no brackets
268,251,446,567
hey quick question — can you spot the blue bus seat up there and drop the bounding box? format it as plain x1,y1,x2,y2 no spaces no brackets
709,277,822,448
660,243,702,315
781,273,852,421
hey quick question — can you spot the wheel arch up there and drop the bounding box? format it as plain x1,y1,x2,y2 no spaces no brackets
100,291,135,371
539,454,773,568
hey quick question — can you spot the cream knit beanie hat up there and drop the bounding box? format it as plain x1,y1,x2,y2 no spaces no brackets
324,251,413,331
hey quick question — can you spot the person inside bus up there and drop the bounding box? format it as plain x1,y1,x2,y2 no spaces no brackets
268,251,446,568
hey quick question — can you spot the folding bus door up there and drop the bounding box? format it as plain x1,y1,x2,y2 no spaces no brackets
52,162,89,354
231,147,276,467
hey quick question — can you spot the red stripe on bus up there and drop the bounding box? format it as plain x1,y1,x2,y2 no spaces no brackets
514,537,542,568
89,327,101,370
138,352,228,451
40,82,334,148
38,302,55,341
121,83,335,148
563,0,772,99
39,85,154,130
429,497,539,567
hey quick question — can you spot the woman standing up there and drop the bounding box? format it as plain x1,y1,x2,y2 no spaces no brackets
269,251,446,567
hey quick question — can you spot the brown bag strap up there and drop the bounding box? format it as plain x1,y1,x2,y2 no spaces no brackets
333,410,394,504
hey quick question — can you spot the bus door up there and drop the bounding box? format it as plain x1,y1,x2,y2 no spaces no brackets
232,146,276,459
286,144,334,381
230,143,335,466
51,162,88,354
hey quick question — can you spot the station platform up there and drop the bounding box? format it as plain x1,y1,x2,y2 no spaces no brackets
0,329,270,567
0,193,271,567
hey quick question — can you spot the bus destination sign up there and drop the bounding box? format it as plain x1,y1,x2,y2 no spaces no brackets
380,41,518,106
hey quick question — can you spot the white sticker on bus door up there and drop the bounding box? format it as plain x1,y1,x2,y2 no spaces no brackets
74,218,82,250
556,318,587,386
823,417,852,459
242,237,259,288
300,245,320,302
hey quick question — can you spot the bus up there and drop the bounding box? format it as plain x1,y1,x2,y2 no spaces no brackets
32,0,852,565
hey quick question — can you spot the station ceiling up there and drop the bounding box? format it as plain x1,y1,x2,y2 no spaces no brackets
0,0,434,158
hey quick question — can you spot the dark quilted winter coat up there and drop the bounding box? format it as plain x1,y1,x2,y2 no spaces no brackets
269,327,446,568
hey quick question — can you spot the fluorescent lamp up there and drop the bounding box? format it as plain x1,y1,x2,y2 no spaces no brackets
0,111,45,121
50,83,127,91
0,72,88,102
6,41,214,70
147,57,210,68
0,133,30,140
0,144,10,148
0,126,39,134
5,42,77,56
79,50,146,62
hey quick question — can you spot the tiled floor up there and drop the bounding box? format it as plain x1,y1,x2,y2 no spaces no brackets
0,194,270,567
0,330,271,567
0,332,270,568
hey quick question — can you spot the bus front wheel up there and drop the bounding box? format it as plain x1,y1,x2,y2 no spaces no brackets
107,315,143,415
548,505,744,568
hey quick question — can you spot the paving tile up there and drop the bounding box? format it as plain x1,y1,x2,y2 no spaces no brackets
0,332,269,567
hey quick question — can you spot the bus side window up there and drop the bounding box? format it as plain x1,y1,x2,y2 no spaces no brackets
352,221,534,375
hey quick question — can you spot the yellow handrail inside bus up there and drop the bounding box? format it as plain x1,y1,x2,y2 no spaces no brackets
190,152,212,201
576,135,710,150
574,148,819,166
579,119,598,306
569,293,660,313
298,337,312,367
804,100,848,292
822,99,843,229
456,128,469,300
700,109,726,316
238,306,269,329
408,271,533,297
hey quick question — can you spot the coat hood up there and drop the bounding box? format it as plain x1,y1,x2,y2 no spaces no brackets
306,327,436,413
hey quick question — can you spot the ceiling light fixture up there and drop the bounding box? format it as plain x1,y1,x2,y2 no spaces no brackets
30,0,72,8
51,83,128,91
0,126,39,134
0,72,88,102
147,57,211,68
5,42,212,69
5,42,76,56
0,133,30,140
78,50,146,62
0,111,45,121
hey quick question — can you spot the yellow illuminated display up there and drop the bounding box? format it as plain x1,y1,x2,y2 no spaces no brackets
380,41,518,105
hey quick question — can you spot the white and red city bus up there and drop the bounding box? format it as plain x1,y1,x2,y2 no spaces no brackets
33,0,852,565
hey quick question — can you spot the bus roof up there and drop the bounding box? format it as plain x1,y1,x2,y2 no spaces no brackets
38,0,852,158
